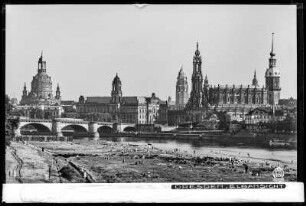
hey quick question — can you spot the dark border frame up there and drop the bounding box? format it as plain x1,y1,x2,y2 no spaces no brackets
1,1,304,203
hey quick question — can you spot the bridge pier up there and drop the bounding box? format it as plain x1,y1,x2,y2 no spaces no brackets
52,119,63,137
14,128,21,137
88,122,99,138
113,123,121,132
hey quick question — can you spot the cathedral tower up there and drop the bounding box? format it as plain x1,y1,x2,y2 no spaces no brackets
111,73,122,104
265,33,281,105
186,42,203,109
252,70,259,87
175,66,189,109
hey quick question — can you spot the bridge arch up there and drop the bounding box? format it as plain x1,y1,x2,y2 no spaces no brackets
61,124,88,133
20,123,52,134
98,125,113,133
123,126,136,132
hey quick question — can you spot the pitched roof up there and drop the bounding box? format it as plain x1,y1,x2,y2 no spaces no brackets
122,96,138,105
247,107,284,116
86,96,111,104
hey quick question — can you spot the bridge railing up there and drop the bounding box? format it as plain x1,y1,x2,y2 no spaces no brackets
19,118,121,125
19,118,89,124
20,118,52,123
58,120,89,124
97,122,113,125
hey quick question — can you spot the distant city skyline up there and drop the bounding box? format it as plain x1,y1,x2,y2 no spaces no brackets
6,5,297,101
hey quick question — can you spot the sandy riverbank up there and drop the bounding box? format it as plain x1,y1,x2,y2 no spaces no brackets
6,140,297,183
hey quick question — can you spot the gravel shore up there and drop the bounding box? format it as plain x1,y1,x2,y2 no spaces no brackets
6,140,297,183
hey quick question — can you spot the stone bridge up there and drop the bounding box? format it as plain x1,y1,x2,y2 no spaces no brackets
15,118,136,137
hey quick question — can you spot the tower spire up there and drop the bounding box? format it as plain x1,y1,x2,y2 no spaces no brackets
270,33,275,57
179,65,183,73
39,50,43,61
195,42,200,56
252,70,259,87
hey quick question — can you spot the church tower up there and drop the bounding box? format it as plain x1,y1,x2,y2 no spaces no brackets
252,70,259,87
55,83,61,100
186,42,203,109
22,83,28,99
265,33,281,105
202,74,209,107
175,66,189,109
111,73,122,104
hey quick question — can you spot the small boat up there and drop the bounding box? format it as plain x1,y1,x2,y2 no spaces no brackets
269,139,290,147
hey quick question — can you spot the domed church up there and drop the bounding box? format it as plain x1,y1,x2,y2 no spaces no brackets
20,52,61,105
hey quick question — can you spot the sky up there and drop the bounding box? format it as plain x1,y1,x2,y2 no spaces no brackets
6,5,297,101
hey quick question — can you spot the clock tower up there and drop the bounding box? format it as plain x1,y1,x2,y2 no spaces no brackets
265,33,281,105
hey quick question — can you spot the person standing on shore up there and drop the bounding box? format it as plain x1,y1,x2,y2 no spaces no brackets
244,164,249,173
48,165,51,179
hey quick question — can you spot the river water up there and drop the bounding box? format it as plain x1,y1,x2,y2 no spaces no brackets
73,136,297,166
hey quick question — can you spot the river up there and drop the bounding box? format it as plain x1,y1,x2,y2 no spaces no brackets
72,136,297,167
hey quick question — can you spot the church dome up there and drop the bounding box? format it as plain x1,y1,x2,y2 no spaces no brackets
112,73,121,85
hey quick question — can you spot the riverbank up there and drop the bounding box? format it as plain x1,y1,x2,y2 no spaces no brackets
98,131,297,149
6,140,297,183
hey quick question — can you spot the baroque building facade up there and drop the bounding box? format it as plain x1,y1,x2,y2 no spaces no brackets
20,52,61,106
76,74,165,125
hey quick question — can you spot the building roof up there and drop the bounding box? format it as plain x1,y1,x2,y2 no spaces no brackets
86,96,111,104
247,107,284,116
122,96,138,105
279,98,297,107
168,100,176,106
61,100,75,105
210,84,265,90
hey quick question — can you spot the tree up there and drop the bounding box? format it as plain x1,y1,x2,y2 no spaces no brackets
217,111,229,131
12,109,25,117
5,95,20,145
